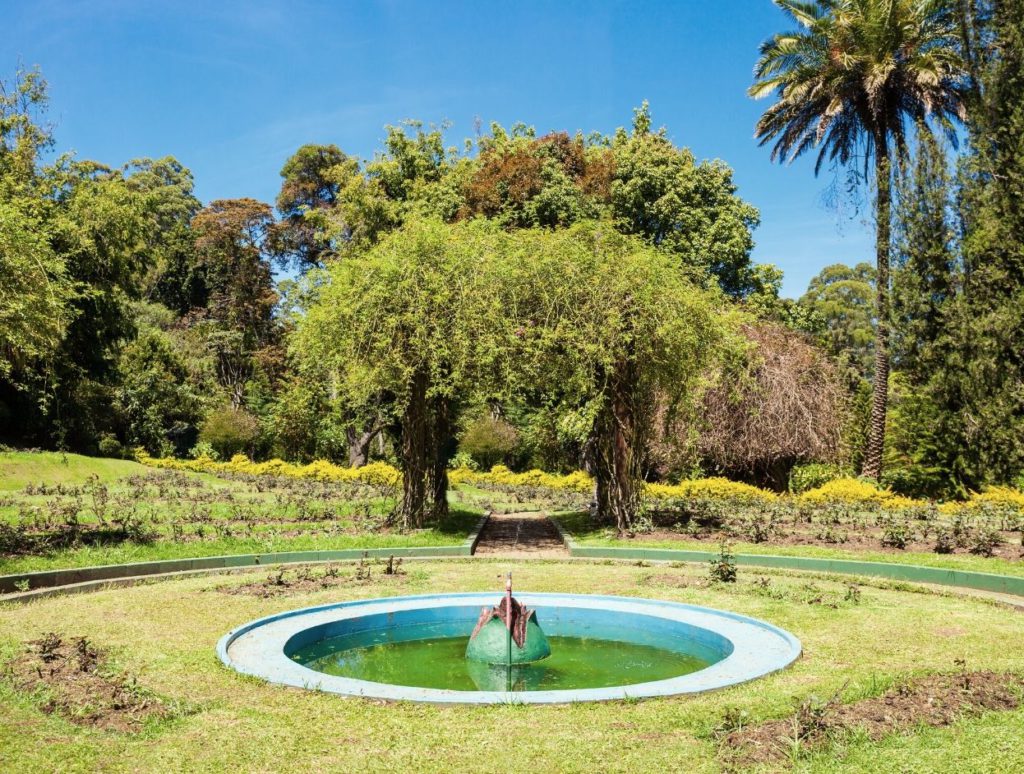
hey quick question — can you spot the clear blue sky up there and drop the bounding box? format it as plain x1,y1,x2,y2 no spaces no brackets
3,0,874,297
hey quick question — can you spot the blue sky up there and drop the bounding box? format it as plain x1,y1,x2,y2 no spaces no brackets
3,0,874,297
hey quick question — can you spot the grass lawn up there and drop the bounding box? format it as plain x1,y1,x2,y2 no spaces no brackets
0,450,145,491
0,525,480,576
0,451,482,576
1,558,1022,772
555,511,1024,579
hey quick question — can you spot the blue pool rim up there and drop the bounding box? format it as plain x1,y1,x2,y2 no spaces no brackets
217,592,802,704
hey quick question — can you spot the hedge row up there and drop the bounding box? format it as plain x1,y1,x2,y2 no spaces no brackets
136,453,1024,514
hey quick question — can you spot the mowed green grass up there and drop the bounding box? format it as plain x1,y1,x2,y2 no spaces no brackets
555,511,1024,578
0,450,145,491
1,559,1022,773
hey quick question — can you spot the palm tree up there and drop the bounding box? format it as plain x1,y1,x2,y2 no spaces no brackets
750,0,969,479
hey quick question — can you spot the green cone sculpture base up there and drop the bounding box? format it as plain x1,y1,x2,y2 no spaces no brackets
465,613,551,664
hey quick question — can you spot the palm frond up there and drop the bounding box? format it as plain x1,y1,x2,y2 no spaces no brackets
750,0,969,177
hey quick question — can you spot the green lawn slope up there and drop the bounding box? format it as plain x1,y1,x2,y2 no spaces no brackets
0,451,145,491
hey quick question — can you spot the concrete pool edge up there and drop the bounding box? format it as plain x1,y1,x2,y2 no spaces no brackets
217,593,803,704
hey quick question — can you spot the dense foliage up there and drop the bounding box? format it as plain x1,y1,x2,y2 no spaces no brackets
2,0,1023,527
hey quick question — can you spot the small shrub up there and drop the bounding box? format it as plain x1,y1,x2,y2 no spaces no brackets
448,451,478,471
969,526,1003,557
815,526,848,544
189,441,221,461
742,514,774,543
880,518,910,549
690,498,728,530
788,463,848,495
97,434,128,459
709,541,738,583
715,706,751,736
458,415,519,470
199,407,261,459
933,526,955,554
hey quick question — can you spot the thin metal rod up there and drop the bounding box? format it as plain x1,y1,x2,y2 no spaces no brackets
506,572,512,690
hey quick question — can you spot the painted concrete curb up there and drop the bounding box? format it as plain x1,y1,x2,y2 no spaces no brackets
0,514,489,597
548,515,1024,597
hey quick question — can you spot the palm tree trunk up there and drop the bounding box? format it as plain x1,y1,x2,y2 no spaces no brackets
861,135,892,480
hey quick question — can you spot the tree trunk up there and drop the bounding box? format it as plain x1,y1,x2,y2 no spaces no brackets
428,395,453,521
346,419,382,468
861,135,892,480
399,371,429,529
594,363,642,535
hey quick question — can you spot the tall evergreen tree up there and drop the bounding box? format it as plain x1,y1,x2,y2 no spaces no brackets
949,0,1024,485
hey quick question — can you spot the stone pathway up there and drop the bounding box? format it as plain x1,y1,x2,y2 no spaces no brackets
473,512,568,557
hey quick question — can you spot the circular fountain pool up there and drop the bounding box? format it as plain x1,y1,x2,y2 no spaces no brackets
218,593,801,704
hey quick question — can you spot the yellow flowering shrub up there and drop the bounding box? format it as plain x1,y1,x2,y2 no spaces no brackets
969,486,1024,511
800,477,884,503
139,450,980,513
137,451,401,490
799,477,927,509
645,477,776,503
449,465,594,494
450,466,775,503
938,486,1024,515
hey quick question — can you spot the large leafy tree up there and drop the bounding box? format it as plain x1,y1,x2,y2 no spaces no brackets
298,218,509,528
942,0,1024,487
115,330,201,456
799,262,877,379
0,68,73,416
609,103,760,297
0,68,155,449
750,0,969,479
191,199,281,407
324,122,461,255
299,218,732,531
460,127,596,228
275,144,346,269
41,161,152,449
507,224,733,532
121,156,203,314
0,201,73,380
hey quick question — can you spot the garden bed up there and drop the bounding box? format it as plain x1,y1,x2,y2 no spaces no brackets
555,509,1024,578
0,454,481,575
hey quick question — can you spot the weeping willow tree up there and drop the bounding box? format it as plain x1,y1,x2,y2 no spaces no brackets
296,218,515,528
503,224,735,534
299,218,732,533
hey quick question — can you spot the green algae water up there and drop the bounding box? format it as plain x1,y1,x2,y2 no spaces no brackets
291,633,711,692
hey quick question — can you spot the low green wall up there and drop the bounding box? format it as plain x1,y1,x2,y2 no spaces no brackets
549,517,1024,598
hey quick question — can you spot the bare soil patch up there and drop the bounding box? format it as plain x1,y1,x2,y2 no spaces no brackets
4,633,173,732
722,670,1024,766
217,556,408,597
